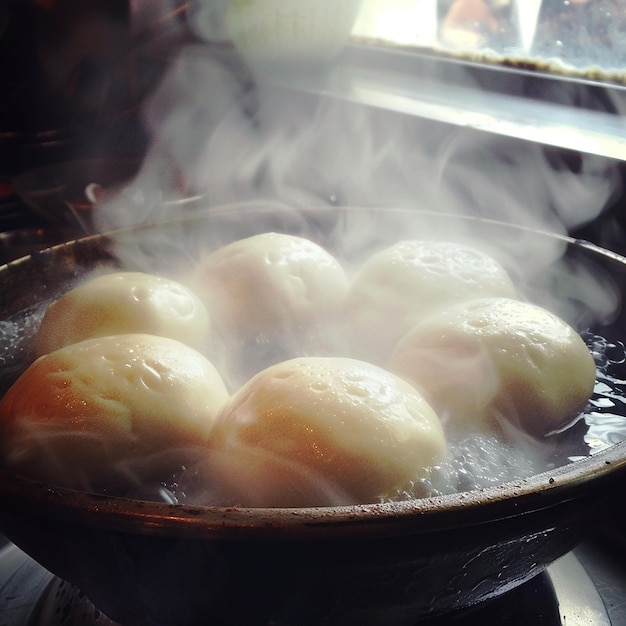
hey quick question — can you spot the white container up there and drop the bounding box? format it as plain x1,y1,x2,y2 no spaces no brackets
225,0,364,69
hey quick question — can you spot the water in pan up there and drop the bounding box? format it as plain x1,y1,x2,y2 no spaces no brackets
582,332,626,453
0,306,43,383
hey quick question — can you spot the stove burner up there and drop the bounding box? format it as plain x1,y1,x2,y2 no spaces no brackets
0,536,618,626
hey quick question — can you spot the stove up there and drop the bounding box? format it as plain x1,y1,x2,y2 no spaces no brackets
1,529,626,625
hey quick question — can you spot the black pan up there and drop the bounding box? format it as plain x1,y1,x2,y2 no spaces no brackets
0,206,625,626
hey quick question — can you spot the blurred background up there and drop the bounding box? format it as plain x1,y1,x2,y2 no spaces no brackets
1,0,625,259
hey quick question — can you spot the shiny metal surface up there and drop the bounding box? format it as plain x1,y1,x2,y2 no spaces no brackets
0,541,53,625
550,551,610,626
263,44,626,161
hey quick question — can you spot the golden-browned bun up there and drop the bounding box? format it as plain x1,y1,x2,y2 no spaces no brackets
345,240,517,361
35,271,209,356
0,334,229,490
205,356,446,507
389,298,596,438
192,232,349,340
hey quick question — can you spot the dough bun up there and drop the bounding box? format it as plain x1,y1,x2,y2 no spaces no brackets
192,232,349,340
36,271,210,355
207,356,446,506
346,241,517,359
0,333,229,489
390,297,596,437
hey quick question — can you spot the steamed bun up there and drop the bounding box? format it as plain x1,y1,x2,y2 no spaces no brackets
345,241,517,360
0,333,229,490
192,232,349,340
35,271,210,355
389,298,596,437
205,356,446,507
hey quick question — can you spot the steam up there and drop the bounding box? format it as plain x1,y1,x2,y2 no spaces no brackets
179,446,357,508
77,24,626,504
94,39,621,240
92,38,622,327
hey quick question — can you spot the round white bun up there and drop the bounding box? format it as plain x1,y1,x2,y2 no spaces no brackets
192,232,349,340
345,241,517,360
389,297,596,437
206,356,446,507
36,271,210,356
0,333,229,490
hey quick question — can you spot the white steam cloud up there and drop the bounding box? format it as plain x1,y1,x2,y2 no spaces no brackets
92,33,624,332
95,41,621,239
